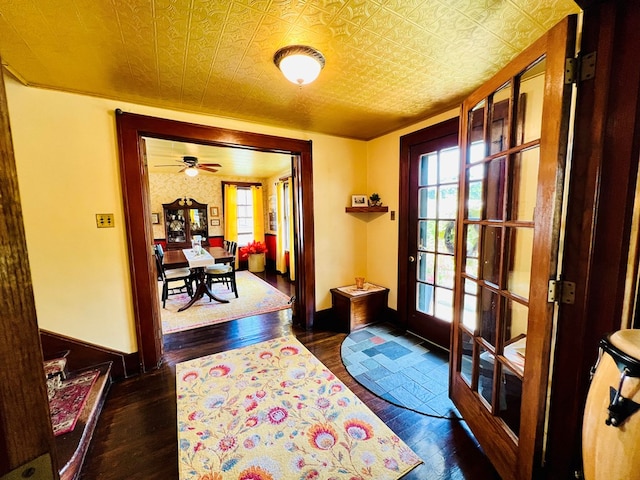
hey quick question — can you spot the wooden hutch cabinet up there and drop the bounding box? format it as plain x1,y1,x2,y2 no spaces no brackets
162,198,208,250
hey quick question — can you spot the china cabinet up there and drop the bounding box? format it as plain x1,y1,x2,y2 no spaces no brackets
162,198,208,249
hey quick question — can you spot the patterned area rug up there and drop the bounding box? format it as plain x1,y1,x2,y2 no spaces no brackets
176,336,423,480
50,369,100,436
162,271,291,334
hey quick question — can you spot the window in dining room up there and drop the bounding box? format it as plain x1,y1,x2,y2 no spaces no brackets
236,187,254,246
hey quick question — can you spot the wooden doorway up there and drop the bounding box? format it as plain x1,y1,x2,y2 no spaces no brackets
399,118,459,349
449,16,576,480
115,112,315,372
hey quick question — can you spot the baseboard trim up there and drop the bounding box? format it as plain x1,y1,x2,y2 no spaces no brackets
40,330,139,381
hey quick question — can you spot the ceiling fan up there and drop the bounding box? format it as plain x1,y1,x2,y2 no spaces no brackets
156,156,221,176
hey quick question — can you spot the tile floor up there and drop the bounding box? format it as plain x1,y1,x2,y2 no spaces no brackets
341,323,461,418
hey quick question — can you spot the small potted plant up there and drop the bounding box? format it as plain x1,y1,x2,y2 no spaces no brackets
239,240,268,272
369,193,382,207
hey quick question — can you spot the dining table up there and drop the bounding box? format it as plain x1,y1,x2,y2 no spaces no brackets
162,246,235,311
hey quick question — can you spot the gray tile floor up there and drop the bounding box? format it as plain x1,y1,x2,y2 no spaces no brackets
341,323,461,419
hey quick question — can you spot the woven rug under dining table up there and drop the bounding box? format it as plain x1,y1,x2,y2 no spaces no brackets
176,336,423,480
161,271,292,334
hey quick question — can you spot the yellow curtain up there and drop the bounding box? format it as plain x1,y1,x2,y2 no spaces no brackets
287,179,296,281
224,184,238,242
251,185,265,243
276,181,286,274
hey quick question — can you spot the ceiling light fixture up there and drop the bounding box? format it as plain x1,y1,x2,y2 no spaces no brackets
185,166,199,177
273,45,325,85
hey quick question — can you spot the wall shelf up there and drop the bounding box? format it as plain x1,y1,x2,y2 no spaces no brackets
345,206,389,213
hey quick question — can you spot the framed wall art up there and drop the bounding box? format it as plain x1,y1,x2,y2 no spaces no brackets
351,195,368,207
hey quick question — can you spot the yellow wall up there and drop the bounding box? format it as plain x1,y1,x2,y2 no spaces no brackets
366,109,460,309
5,75,366,352
5,72,459,353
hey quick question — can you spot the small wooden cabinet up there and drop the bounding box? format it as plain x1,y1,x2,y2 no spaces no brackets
330,285,389,332
162,198,208,250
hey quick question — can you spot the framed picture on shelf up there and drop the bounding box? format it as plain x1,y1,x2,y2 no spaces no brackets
211,219,220,226
210,206,219,217
151,213,160,224
351,195,368,207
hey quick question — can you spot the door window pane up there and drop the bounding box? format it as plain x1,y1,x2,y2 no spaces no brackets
505,299,529,346
480,288,499,347
486,156,506,221
460,331,474,386
438,220,456,254
435,286,453,322
417,252,434,283
512,147,540,221
468,181,483,220
439,147,460,183
418,220,436,251
438,185,458,219
490,84,511,155
482,226,502,286
436,254,455,289
517,57,546,146
465,224,480,277
468,100,485,164
507,227,534,300
463,280,479,331
419,187,437,218
498,364,523,437
419,152,438,186
478,345,495,407
417,282,434,315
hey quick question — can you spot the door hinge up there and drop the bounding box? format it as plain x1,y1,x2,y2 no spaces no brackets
565,52,596,84
548,280,576,304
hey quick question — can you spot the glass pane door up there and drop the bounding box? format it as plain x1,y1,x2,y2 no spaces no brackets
449,15,576,480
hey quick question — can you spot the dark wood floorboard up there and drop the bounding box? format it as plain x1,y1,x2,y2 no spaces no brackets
80,271,500,479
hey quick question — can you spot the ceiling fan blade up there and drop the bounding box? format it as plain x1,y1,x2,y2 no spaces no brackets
198,166,219,173
199,163,222,167
177,166,187,173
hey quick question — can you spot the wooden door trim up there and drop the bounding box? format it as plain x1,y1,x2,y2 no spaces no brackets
0,57,59,476
398,117,460,333
115,111,315,371
545,2,640,477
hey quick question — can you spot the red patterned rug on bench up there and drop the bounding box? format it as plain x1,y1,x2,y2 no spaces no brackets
50,369,100,436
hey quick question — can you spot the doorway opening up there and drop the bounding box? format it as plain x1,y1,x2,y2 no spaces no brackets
115,111,316,371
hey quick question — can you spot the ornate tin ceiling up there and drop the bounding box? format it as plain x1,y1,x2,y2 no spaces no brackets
0,0,578,140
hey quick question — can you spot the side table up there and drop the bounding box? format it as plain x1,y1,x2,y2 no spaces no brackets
330,284,389,333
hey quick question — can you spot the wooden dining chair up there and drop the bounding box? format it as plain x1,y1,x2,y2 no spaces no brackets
154,245,193,308
205,254,238,299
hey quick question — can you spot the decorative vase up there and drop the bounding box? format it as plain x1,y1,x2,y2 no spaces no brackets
248,253,265,273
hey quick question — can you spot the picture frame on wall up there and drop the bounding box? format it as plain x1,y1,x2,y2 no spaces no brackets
151,213,160,224
210,206,219,217
351,195,368,207
211,219,220,226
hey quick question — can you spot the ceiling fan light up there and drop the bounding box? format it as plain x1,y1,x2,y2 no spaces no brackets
274,45,325,85
185,166,198,177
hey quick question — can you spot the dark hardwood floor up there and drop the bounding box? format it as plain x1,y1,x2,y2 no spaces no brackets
80,271,500,479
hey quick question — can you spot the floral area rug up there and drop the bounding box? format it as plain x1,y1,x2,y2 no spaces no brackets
50,369,100,436
162,271,291,334
176,336,423,480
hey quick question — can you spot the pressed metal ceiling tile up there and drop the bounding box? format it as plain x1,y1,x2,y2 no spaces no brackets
0,0,579,140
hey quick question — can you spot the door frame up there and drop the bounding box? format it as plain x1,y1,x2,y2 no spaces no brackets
398,117,460,342
115,111,315,372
